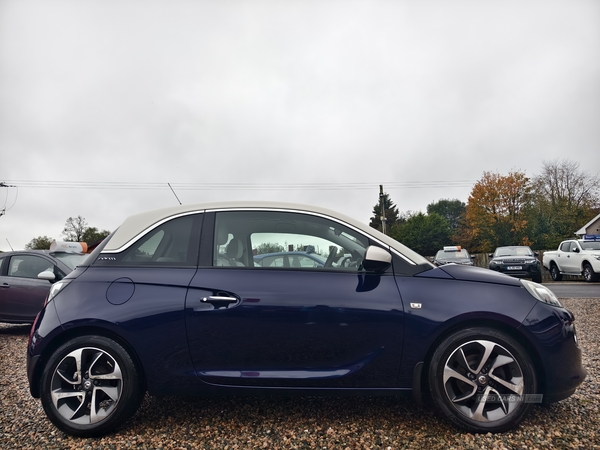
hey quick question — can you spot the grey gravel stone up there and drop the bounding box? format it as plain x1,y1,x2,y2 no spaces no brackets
1,298,598,449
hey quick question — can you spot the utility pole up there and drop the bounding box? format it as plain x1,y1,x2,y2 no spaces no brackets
0,181,16,218
379,184,387,235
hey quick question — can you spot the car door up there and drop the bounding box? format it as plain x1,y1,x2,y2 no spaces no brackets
561,241,581,273
0,253,55,323
185,209,405,389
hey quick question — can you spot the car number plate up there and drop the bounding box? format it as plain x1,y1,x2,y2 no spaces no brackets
507,266,522,270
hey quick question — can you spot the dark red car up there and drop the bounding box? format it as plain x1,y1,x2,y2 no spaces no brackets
0,250,87,324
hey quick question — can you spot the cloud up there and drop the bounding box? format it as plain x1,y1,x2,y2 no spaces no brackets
1,0,599,250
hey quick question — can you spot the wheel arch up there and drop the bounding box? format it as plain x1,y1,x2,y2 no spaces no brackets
30,324,147,398
547,261,563,281
580,259,596,271
417,318,546,399
581,260,600,281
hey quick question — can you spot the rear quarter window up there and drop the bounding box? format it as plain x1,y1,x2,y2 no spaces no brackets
94,214,203,267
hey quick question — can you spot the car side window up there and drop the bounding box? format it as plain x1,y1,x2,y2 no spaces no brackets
560,242,571,252
96,214,202,266
257,254,285,267
213,210,369,271
8,255,54,279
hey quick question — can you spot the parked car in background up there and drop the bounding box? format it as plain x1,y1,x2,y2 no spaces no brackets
488,246,542,283
253,251,325,268
0,246,88,323
27,202,585,437
432,246,474,266
542,238,600,282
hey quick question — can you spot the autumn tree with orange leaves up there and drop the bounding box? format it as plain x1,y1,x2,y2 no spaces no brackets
461,170,533,253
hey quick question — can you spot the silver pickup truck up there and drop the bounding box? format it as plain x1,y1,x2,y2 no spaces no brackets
542,238,600,282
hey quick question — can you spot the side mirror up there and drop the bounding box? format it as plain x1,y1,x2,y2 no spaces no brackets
573,247,580,253
362,246,392,273
533,251,539,257
488,254,493,258
38,270,56,282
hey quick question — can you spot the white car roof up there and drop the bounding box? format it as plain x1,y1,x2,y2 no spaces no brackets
103,201,429,265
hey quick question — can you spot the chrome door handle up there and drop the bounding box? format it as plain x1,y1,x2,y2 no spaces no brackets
201,296,238,303
200,295,239,310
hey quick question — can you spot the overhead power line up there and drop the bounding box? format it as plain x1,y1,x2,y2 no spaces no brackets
2,180,476,191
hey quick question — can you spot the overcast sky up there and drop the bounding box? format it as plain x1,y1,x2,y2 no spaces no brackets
1,0,599,251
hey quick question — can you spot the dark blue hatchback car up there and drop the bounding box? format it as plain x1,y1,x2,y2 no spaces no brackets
26,202,586,437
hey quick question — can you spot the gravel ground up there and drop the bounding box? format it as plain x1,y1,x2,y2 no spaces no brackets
1,298,598,450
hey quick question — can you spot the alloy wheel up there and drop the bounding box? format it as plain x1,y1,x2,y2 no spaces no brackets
442,339,524,423
50,347,123,425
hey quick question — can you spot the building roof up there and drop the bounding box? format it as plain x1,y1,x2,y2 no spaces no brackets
575,213,600,236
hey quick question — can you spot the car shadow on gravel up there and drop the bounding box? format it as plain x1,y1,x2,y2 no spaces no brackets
121,393,449,437
0,324,31,335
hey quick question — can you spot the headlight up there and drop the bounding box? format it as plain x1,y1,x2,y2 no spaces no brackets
521,279,562,307
48,280,71,303
524,259,536,264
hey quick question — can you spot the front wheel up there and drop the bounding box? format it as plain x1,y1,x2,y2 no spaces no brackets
40,335,144,437
550,264,562,281
428,328,537,433
582,263,599,282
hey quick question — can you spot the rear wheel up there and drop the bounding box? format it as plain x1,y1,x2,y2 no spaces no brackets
582,263,599,282
40,335,144,437
550,264,562,281
428,328,537,433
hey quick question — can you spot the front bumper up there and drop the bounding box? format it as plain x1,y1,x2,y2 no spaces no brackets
490,263,542,279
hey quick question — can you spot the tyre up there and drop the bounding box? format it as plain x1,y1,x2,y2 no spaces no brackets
582,263,599,282
550,264,562,282
428,327,537,433
40,335,144,437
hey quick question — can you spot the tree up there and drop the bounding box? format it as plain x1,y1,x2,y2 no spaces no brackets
462,170,532,252
25,236,54,250
62,216,111,244
426,199,466,231
534,159,600,210
81,227,111,244
389,212,452,255
62,216,88,242
528,159,600,248
369,192,400,232
255,242,285,255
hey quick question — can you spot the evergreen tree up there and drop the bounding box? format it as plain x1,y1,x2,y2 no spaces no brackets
369,192,399,232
